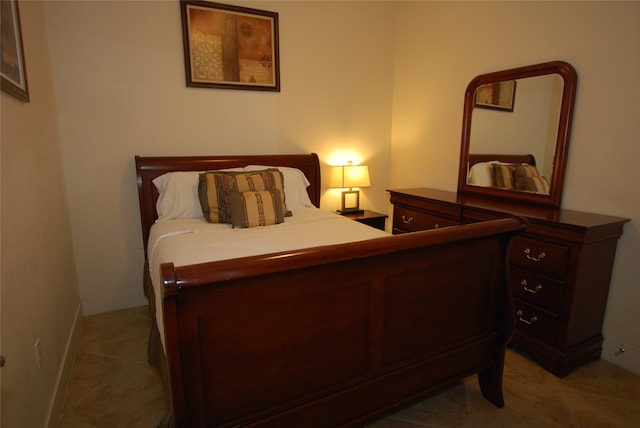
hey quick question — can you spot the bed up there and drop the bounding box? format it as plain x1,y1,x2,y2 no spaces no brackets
135,153,524,427
466,153,550,194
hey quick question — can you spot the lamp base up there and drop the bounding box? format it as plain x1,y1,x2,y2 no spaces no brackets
339,189,361,213
336,208,364,214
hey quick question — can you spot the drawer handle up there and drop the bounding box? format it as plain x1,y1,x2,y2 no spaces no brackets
521,279,543,294
516,309,538,325
402,215,414,224
524,248,546,262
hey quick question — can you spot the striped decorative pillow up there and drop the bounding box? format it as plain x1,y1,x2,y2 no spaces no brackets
515,163,539,178
515,164,540,190
229,190,285,228
198,169,290,223
493,164,516,189
520,176,550,194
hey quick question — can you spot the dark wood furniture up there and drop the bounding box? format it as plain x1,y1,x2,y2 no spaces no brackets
388,187,629,377
136,154,525,427
340,209,388,231
467,153,536,168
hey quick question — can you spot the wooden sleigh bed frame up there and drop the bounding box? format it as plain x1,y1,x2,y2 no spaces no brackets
135,153,524,427
468,153,536,167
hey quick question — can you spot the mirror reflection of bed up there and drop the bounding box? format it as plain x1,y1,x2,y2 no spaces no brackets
458,61,577,208
467,153,550,195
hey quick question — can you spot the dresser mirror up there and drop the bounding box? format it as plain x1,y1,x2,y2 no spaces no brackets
457,61,577,208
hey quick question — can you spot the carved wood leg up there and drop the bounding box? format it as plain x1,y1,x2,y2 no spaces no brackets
477,356,505,408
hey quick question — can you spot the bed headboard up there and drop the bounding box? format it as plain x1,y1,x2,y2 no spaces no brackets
468,153,536,167
135,153,321,252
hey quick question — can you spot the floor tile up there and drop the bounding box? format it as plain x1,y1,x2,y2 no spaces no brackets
467,378,575,427
561,389,640,428
553,357,640,401
384,382,471,428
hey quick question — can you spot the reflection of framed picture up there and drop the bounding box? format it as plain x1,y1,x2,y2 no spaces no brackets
474,80,516,111
180,0,280,92
1,0,29,102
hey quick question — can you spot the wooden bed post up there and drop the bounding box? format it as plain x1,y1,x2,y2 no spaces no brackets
159,263,186,426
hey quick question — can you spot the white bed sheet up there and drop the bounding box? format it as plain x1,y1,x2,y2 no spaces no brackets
148,207,389,348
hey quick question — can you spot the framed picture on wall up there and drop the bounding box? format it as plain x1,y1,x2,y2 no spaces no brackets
1,0,29,102
180,0,280,92
474,80,516,111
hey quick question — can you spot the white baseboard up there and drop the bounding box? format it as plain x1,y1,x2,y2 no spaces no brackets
602,338,640,376
45,302,83,428
81,288,148,316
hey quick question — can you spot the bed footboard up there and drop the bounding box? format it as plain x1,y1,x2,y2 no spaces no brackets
160,218,523,427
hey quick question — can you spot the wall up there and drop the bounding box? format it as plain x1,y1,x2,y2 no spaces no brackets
1,1,82,427
43,1,395,315
390,1,640,374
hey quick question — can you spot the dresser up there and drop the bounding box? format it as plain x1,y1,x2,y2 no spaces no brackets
388,187,629,377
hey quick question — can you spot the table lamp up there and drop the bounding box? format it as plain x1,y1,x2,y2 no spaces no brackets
329,161,370,213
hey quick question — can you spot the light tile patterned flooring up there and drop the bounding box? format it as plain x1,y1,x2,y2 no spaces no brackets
59,306,640,427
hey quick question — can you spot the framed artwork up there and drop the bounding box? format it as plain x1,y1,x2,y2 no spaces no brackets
180,0,280,92
1,0,29,102
474,80,516,111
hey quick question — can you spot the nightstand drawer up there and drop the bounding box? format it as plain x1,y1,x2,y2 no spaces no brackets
510,236,569,280
514,300,558,344
510,267,563,313
393,206,459,233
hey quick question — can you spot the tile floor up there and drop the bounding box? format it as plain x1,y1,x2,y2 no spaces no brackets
59,306,640,427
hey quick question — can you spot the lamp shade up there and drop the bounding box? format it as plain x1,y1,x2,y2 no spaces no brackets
330,164,370,189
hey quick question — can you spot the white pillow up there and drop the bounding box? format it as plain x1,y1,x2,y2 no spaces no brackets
467,161,499,187
152,168,243,221
244,165,314,210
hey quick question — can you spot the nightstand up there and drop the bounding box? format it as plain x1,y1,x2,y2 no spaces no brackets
339,210,388,231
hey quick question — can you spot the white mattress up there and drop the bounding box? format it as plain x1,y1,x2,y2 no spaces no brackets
148,207,389,348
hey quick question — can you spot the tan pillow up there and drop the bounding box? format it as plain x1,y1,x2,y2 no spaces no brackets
514,164,540,190
515,163,539,178
520,176,550,194
493,164,516,189
198,169,290,223
229,190,285,228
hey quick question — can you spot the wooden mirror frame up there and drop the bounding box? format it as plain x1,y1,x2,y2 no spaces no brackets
457,61,578,208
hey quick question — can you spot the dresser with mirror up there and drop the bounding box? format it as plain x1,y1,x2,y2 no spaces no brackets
389,61,629,377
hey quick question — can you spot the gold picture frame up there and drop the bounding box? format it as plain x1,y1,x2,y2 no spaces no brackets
180,0,280,92
1,0,29,102
474,80,516,112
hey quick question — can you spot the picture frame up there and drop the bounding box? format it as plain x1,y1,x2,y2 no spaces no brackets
474,80,516,111
180,0,280,92
1,0,29,102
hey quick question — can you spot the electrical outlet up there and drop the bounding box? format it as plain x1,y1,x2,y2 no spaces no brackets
34,339,42,369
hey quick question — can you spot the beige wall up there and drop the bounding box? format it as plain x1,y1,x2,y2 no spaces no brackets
43,0,395,315
390,1,640,374
1,1,81,427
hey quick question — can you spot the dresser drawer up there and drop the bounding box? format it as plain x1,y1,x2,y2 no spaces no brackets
510,236,569,280
393,206,459,233
510,267,563,313
514,300,558,345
